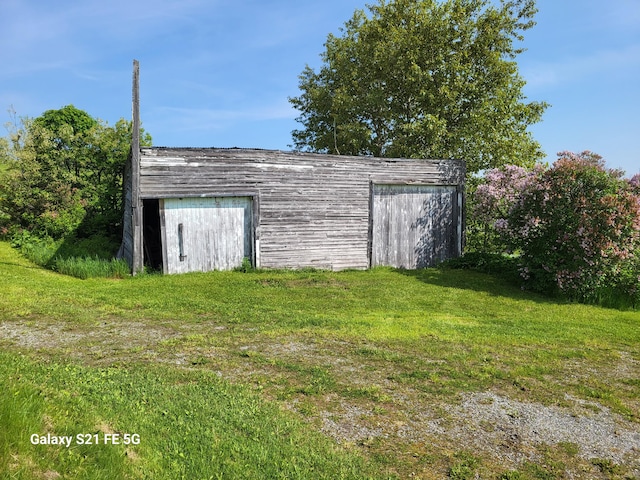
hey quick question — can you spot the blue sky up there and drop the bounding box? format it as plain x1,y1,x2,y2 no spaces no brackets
1,0,638,176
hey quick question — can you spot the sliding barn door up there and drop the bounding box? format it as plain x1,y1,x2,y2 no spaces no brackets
161,197,253,274
372,184,460,269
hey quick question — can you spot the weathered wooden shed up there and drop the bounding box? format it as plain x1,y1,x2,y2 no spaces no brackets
119,61,465,274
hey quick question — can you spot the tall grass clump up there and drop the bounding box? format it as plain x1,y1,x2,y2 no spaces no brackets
53,255,130,279
10,230,128,279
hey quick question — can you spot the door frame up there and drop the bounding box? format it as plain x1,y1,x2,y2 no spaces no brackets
368,182,463,269
141,193,260,273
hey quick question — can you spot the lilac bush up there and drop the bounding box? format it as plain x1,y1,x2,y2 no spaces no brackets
467,164,544,253
630,173,640,193
471,152,640,305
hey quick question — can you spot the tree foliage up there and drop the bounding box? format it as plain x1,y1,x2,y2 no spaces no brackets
0,106,151,239
290,0,548,172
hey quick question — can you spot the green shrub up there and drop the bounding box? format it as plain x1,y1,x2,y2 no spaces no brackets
591,256,640,310
1,108,151,240
11,230,127,279
10,230,62,266
54,234,120,260
471,152,640,309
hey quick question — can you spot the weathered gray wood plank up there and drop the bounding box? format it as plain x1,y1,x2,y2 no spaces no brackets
162,197,252,273
131,147,464,272
372,185,458,268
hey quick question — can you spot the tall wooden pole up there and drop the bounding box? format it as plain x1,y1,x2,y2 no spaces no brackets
131,59,143,274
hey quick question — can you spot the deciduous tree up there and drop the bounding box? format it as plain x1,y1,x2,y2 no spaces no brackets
0,106,151,238
290,0,548,172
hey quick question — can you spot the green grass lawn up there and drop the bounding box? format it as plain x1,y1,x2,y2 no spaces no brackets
1,241,639,479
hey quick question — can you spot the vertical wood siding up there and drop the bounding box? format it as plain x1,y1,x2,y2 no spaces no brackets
372,185,458,268
162,197,252,274
133,148,464,272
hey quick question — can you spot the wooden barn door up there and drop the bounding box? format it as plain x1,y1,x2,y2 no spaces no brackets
371,184,460,269
161,197,253,274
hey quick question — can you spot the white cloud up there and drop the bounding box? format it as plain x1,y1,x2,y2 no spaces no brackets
0,0,214,77
149,101,296,132
0,2,80,75
523,43,640,89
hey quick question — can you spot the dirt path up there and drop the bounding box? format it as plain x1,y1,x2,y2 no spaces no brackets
2,318,639,478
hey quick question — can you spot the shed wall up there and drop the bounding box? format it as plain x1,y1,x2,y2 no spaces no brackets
136,148,465,271
117,151,134,266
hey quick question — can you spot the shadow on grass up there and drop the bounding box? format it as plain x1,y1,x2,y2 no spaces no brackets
0,260,44,271
402,252,639,312
395,265,561,306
